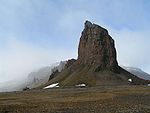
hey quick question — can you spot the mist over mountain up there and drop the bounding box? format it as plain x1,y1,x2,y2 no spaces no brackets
0,61,66,92
27,61,66,89
0,78,27,92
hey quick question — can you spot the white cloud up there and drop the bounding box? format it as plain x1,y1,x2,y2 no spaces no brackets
0,37,75,83
108,28,150,73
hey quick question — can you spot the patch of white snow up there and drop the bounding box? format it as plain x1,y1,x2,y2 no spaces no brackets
128,78,132,82
75,84,86,87
43,83,59,89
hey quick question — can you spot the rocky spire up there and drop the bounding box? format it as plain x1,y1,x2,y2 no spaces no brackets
77,21,118,71
46,20,150,87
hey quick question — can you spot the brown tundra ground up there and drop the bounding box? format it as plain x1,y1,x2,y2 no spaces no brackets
0,86,150,113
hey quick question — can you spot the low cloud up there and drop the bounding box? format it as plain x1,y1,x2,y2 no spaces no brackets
0,37,75,83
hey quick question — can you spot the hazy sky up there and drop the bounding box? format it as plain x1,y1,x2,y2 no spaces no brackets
0,0,150,82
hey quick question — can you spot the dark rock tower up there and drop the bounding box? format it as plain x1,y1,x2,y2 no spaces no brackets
78,21,118,71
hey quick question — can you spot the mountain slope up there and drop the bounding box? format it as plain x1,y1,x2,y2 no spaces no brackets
122,66,150,80
27,61,66,89
40,21,150,88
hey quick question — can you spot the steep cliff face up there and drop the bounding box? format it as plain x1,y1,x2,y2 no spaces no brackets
42,21,150,88
78,21,118,71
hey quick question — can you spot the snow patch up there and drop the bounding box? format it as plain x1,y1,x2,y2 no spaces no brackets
128,78,132,82
75,84,86,87
43,83,59,89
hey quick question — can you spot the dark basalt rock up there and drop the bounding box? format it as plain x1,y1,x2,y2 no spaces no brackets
77,21,118,71
49,69,59,81
65,59,76,68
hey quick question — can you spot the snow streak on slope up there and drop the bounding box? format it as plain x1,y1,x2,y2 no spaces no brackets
43,83,59,89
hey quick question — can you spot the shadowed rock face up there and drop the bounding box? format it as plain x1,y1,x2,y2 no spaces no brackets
78,21,118,71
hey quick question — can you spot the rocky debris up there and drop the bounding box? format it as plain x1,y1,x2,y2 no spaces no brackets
49,69,59,81
77,21,118,71
65,59,76,68
22,87,30,91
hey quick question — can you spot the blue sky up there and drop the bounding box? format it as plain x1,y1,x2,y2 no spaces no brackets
0,0,150,82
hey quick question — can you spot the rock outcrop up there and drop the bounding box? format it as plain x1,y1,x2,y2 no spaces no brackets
65,59,76,68
43,21,150,88
78,21,118,71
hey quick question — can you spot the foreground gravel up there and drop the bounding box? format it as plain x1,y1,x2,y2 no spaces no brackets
0,86,150,113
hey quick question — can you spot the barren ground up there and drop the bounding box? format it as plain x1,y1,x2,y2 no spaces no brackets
0,86,150,113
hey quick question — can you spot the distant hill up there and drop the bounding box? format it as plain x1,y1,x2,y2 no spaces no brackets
122,66,150,80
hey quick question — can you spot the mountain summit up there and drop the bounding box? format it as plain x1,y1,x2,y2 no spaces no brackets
41,21,150,88
78,21,118,71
